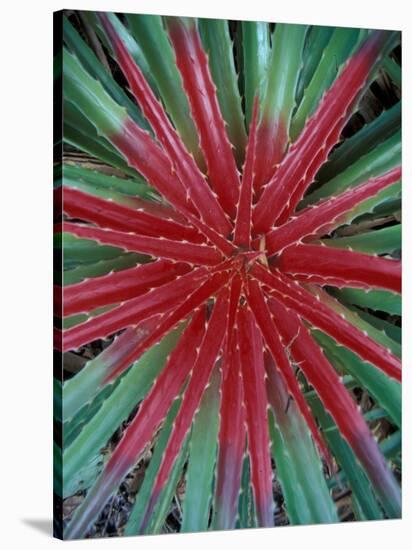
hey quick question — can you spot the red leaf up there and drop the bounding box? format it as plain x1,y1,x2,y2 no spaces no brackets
269,296,401,518
213,275,243,528
62,222,223,266
277,243,401,293
105,264,234,382
263,168,401,255
253,117,288,195
237,303,274,527
234,97,259,247
64,307,208,540
61,259,191,317
139,286,231,532
214,327,245,529
61,266,211,351
245,277,331,465
110,117,236,255
251,263,401,381
166,17,240,218
110,117,194,217
63,186,205,243
276,122,344,224
253,31,393,234
100,14,232,237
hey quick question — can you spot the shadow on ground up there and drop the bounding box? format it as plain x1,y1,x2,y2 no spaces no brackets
21,519,52,537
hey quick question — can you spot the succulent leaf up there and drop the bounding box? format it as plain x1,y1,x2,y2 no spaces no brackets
126,14,203,165
56,14,402,537
241,21,271,126
269,297,401,518
165,17,240,218
199,18,247,165
266,356,338,525
182,367,221,532
253,24,307,191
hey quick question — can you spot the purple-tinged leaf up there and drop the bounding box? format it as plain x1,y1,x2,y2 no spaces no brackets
64,307,207,540
269,296,401,518
245,277,331,465
213,334,245,530
238,303,273,527
139,286,231,532
213,276,244,530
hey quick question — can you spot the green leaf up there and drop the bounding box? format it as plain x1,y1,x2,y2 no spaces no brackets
199,19,246,165
310,286,401,358
369,197,401,218
64,100,125,162
54,376,62,424
241,21,271,126
348,181,401,225
63,48,127,137
317,102,400,182
53,441,63,497
63,15,148,129
322,224,401,255
312,330,401,427
292,27,360,139
63,378,120,449
354,307,401,344
144,435,189,535
62,163,157,203
181,367,221,532
63,100,141,178
333,287,401,316
380,430,401,460
304,131,401,206
262,23,307,137
62,254,148,286
58,233,126,269
125,398,182,535
63,448,108,499
126,14,202,164
295,25,334,105
268,368,338,525
237,454,256,528
327,422,400,488
62,327,183,496
61,304,119,330
88,12,158,94
64,120,137,178
309,399,384,521
382,56,401,88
